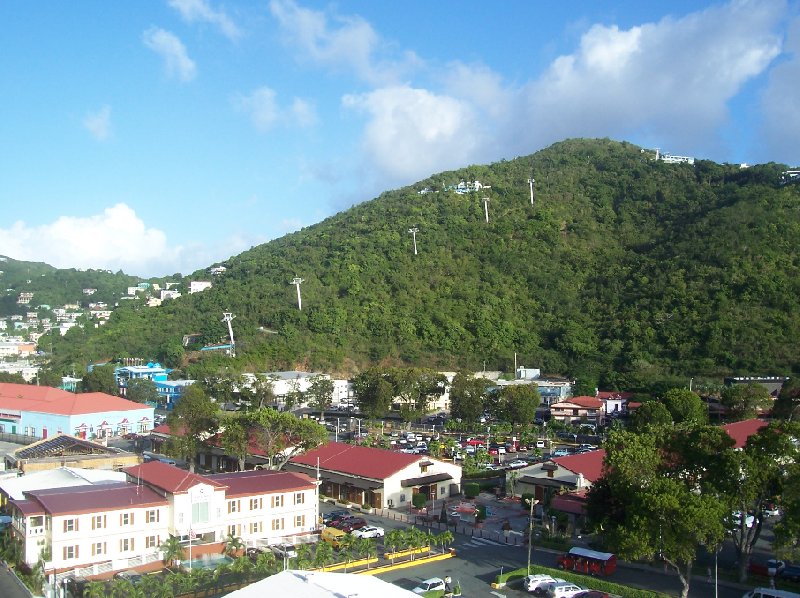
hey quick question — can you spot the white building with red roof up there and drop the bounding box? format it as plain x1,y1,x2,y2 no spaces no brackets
6,461,318,581
0,382,154,441
515,449,606,503
286,442,462,510
549,395,605,426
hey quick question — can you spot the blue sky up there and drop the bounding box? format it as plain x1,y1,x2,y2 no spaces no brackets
0,0,798,277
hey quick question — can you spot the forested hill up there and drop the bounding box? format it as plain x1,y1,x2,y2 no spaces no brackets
47,138,800,389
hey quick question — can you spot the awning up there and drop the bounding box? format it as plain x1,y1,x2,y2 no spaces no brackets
401,473,453,488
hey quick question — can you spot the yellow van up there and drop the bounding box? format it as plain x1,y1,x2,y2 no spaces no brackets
321,526,347,548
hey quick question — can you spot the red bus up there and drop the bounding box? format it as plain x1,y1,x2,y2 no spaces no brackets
557,546,617,576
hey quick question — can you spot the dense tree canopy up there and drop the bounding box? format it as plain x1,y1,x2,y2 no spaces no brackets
661,388,707,425
449,372,490,424
39,139,800,388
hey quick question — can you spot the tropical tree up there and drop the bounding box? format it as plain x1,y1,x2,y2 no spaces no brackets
353,536,377,564
352,367,394,419
493,384,540,428
449,372,490,424
160,535,185,569
220,412,254,471
313,540,335,570
306,374,335,419
249,408,327,469
392,368,447,423
222,532,245,557
383,529,403,563
84,581,109,598
629,400,673,431
165,384,220,472
721,383,772,421
81,363,117,394
662,388,707,425
126,377,160,405
436,530,454,553
773,377,800,421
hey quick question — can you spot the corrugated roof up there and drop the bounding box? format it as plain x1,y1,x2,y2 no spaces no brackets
551,449,606,482
0,467,125,500
24,482,167,515
552,395,604,409
123,461,227,494
289,442,420,480
206,470,316,497
723,418,768,449
0,382,150,416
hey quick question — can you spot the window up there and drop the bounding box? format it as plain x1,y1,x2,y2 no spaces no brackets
145,536,159,549
271,518,284,531
294,492,304,505
120,512,134,526
178,513,184,525
92,515,106,530
227,524,240,537
91,542,106,556
30,516,44,527
192,501,209,524
249,497,262,510
249,521,262,534
63,518,78,533
145,509,159,523
227,500,241,514
120,538,135,552
439,486,446,496
271,495,284,508
420,465,429,473
295,514,305,528
399,494,406,503
63,545,79,560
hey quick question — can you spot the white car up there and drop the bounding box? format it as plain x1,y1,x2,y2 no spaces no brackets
507,459,529,468
412,577,445,594
730,511,755,529
523,574,564,593
351,525,385,538
545,582,584,598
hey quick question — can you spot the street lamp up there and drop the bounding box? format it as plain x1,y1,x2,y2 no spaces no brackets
526,498,539,573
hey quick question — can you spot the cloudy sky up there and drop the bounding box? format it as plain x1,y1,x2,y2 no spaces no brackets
0,0,798,277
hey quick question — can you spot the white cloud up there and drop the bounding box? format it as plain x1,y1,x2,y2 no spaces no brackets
269,0,420,85
83,105,112,141
515,0,784,155
142,27,197,82
0,204,185,276
343,86,482,183
168,0,241,40
759,15,800,162
234,87,317,132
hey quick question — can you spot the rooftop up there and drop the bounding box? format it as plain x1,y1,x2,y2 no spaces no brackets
22,482,167,515
551,449,606,482
206,469,316,497
124,461,227,494
289,442,420,480
723,418,769,449
551,395,604,409
0,466,125,501
0,383,151,416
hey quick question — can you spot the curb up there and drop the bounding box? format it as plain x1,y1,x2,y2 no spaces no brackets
356,552,455,576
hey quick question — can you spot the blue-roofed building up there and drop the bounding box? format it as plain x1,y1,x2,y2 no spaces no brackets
155,379,195,410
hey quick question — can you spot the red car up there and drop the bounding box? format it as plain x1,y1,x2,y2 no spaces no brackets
574,592,610,598
334,517,367,532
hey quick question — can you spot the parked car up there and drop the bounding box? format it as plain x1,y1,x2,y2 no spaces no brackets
322,510,352,525
742,588,800,598
507,459,529,468
552,448,570,457
113,570,143,585
536,440,547,449
545,581,585,598
523,574,564,593
351,525,385,538
730,511,756,530
574,591,610,598
779,563,800,582
763,503,781,517
335,517,367,532
412,577,446,594
270,543,298,559
748,559,785,577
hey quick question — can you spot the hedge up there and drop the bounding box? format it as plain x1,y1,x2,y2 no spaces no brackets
495,564,672,598
463,482,480,498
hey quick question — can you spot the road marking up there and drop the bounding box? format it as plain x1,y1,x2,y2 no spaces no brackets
490,592,506,597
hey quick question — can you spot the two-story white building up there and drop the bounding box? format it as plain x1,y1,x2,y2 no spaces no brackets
6,461,318,581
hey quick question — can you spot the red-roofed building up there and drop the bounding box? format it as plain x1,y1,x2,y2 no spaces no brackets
286,442,461,510
549,396,604,426
514,450,606,503
723,418,768,449
0,382,154,441
6,461,318,581
597,390,636,418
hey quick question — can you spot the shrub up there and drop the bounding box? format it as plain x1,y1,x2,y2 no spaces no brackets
412,493,428,509
464,482,480,498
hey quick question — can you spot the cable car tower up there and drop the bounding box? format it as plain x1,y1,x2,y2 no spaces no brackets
222,312,236,358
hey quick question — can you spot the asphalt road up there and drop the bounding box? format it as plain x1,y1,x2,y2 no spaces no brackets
320,503,752,597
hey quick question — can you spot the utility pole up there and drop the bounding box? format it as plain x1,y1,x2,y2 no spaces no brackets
408,227,419,255
526,498,539,573
528,177,535,205
290,277,304,310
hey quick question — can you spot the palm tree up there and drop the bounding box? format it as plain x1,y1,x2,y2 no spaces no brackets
294,543,314,570
253,550,277,575
406,526,428,561
437,530,454,554
313,540,334,570
84,581,109,598
384,529,403,563
337,533,357,570
222,532,245,557
159,535,185,569
354,537,376,567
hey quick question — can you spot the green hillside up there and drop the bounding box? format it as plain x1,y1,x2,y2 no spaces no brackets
44,139,800,388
